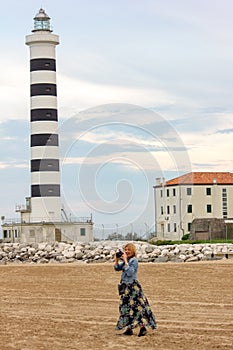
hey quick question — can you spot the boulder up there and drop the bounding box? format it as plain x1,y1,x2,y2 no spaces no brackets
0,241,232,265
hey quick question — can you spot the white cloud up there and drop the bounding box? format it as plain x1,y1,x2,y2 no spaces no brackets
0,136,17,141
0,58,28,122
0,162,28,169
148,0,233,43
58,74,175,117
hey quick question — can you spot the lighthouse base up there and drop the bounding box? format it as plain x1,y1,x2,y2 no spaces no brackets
1,220,93,244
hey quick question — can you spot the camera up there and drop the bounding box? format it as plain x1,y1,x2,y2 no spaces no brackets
116,249,123,258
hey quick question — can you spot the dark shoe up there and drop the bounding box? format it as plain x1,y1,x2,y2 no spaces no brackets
138,326,147,337
123,328,133,336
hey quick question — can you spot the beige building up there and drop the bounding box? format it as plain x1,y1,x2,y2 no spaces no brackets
1,215,93,244
154,172,233,240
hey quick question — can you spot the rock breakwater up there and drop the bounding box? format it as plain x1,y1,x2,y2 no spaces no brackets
0,241,232,265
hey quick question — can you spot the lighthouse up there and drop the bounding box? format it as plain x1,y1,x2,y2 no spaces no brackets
25,8,61,222
1,9,93,243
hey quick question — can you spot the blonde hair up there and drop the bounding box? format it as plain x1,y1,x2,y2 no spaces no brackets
124,243,137,258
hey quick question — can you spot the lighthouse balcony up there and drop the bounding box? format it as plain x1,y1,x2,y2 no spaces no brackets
66,216,93,224
2,216,93,225
15,204,31,213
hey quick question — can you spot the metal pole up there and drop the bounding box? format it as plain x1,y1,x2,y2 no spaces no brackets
102,224,104,240
226,224,228,258
144,223,149,240
116,224,119,240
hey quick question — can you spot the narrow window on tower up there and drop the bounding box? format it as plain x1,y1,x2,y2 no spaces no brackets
222,188,227,218
223,210,228,218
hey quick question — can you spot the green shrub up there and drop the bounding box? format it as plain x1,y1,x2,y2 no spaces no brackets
151,239,233,246
182,234,190,241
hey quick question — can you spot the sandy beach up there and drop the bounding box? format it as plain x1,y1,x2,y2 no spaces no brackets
0,259,232,350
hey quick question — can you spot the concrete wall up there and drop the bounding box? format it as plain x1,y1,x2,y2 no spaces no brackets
190,219,233,240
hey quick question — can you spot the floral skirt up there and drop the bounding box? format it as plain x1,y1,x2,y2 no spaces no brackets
115,280,157,330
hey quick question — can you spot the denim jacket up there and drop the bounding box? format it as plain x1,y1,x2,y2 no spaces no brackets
114,256,138,284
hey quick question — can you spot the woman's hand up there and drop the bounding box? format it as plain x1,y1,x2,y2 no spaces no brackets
122,252,128,265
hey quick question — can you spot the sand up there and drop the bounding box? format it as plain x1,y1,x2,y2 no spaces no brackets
0,259,232,350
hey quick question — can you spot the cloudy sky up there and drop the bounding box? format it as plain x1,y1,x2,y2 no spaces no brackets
0,0,232,238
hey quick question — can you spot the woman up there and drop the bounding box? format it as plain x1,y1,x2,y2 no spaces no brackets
114,243,156,336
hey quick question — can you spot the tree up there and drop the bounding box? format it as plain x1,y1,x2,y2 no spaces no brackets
124,232,138,241
106,232,124,240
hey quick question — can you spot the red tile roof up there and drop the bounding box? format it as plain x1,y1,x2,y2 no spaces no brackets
165,172,233,186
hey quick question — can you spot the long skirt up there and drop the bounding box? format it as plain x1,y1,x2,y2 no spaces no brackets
115,280,157,330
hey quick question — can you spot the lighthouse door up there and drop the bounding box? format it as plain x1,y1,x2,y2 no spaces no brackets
55,228,61,242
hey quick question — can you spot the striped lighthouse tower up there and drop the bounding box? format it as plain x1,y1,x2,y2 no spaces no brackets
25,9,61,222
1,8,94,244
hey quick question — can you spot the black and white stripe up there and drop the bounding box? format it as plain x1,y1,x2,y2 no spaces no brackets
26,25,61,221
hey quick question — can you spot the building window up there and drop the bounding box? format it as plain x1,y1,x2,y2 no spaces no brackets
29,230,35,238
187,188,192,195
173,188,176,196
160,189,163,197
187,204,192,213
173,205,176,214
3,230,7,238
161,206,164,215
80,228,86,236
207,204,212,213
167,189,169,197
167,206,170,215
174,223,177,232
188,222,192,231
167,223,170,232
206,188,211,195
222,188,227,218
